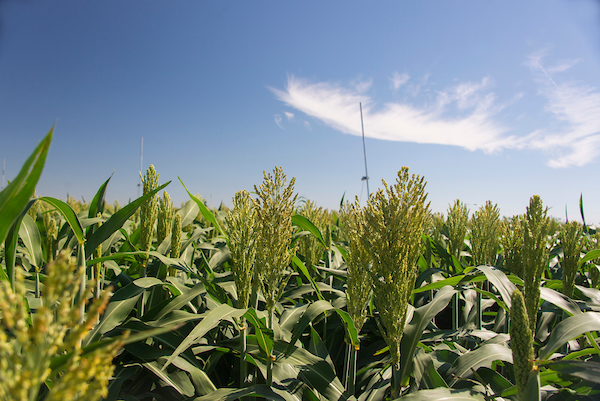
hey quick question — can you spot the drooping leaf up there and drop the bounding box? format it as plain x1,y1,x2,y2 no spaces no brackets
179,178,225,238
447,343,513,385
538,312,600,360
84,277,165,346
39,197,84,244
391,388,486,400
292,214,326,247
163,303,247,370
547,360,600,384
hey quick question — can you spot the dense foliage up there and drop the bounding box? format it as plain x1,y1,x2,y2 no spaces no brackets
3,129,600,400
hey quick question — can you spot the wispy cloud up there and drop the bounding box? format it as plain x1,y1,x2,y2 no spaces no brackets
271,56,600,168
390,72,409,90
270,75,514,153
284,111,294,120
522,54,600,167
274,114,284,129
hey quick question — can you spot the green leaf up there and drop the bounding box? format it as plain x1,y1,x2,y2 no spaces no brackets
244,308,274,357
393,388,486,401
85,181,170,258
522,370,541,401
163,303,247,370
179,178,225,238
538,312,600,360
285,299,358,355
292,214,326,246
19,214,43,268
447,343,513,385
271,340,347,401
291,256,324,300
192,384,291,401
83,277,165,346
39,197,84,244
540,287,581,316
468,265,517,309
547,360,600,384
143,358,195,397
178,198,200,227
0,127,52,245
88,173,112,220
400,286,456,384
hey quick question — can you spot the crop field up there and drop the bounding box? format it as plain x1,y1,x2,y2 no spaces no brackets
3,129,600,401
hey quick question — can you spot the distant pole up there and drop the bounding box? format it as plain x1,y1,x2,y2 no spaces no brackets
1,158,4,190
138,137,143,197
360,103,370,198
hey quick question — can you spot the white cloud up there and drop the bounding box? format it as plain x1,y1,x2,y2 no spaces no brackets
270,75,513,153
274,114,283,129
390,72,409,90
271,58,600,168
521,54,600,167
284,111,294,120
304,121,312,130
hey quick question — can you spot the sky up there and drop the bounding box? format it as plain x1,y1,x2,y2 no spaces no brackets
2,0,600,224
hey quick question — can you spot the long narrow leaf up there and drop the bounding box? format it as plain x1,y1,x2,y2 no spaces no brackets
85,181,170,258
39,197,84,244
179,178,225,238
538,312,600,360
0,127,52,244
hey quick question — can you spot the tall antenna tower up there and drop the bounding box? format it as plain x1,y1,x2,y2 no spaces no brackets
360,103,370,198
138,137,143,197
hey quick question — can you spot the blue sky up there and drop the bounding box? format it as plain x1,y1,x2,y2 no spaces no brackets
2,0,600,223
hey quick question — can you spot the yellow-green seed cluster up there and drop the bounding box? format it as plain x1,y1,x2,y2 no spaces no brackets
470,201,500,266
0,251,123,401
522,195,551,332
560,221,584,298
510,288,534,401
297,200,329,270
446,200,469,260
254,166,298,316
140,164,159,254
357,167,429,367
225,190,257,309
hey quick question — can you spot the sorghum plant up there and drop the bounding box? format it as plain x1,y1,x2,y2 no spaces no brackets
446,199,469,260
358,167,429,399
501,215,525,279
225,190,257,310
510,288,534,401
297,199,328,270
0,250,123,401
139,165,159,256
344,203,373,395
253,166,297,385
522,195,551,332
470,200,501,266
560,221,584,298
254,167,297,318
156,190,174,247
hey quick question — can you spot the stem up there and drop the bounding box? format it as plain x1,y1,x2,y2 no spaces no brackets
77,244,86,326
391,361,402,399
240,317,248,387
344,342,357,396
266,309,274,387
35,271,40,299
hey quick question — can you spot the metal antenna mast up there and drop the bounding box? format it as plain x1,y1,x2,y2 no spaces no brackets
138,137,143,197
360,103,370,198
